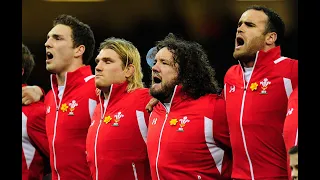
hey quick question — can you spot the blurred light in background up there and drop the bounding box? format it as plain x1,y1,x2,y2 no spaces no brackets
236,0,284,1
44,0,105,2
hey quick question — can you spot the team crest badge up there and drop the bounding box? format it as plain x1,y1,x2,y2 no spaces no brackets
177,116,190,132
112,112,124,126
68,100,78,116
60,100,79,116
260,78,271,94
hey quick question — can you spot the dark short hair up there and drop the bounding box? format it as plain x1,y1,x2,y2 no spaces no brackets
154,33,221,99
246,5,285,46
288,145,298,155
53,14,95,65
22,43,35,83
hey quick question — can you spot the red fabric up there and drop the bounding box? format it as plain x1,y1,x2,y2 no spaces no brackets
86,82,152,180
45,66,99,180
283,87,298,179
224,46,298,179
147,85,232,180
22,88,48,180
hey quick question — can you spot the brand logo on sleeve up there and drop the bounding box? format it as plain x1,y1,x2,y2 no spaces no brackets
229,85,235,93
151,118,158,125
286,108,294,116
46,106,51,114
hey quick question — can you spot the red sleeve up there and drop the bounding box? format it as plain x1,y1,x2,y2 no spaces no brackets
212,97,231,150
39,86,46,101
290,59,298,90
143,90,153,127
27,102,50,158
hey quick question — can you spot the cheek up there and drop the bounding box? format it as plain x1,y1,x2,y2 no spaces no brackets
163,71,178,83
104,67,124,78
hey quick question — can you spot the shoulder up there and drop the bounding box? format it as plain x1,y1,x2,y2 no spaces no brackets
225,64,241,78
23,101,46,118
129,88,150,98
289,87,298,101
274,56,298,66
128,88,152,106
196,93,225,107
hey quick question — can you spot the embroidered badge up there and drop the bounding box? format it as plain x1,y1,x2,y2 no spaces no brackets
169,119,178,126
112,112,124,127
104,116,112,124
177,116,190,132
250,82,258,91
260,78,271,94
68,100,78,116
60,103,69,112
286,108,294,116
229,85,235,93
151,118,158,125
46,106,51,114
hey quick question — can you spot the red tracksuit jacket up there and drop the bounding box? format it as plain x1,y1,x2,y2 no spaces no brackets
86,82,152,180
283,87,298,179
45,66,98,180
22,84,49,180
223,46,298,180
147,85,232,180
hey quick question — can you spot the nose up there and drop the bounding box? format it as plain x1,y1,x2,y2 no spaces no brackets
45,37,52,48
291,169,298,180
237,24,244,34
95,61,102,72
151,62,160,73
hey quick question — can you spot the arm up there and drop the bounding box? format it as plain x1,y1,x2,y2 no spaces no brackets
212,97,231,150
145,97,159,113
27,104,50,158
291,60,298,90
22,85,45,105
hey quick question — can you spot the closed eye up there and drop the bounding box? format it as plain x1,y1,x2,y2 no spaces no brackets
103,59,112,64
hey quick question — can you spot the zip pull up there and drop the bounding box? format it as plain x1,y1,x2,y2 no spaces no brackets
197,175,201,180
132,162,138,180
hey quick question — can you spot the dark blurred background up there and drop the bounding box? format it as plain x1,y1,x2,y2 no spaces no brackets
22,0,298,92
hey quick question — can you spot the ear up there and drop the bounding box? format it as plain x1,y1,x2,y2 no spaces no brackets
74,45,86,58
124,64,135,78
265,32,277,46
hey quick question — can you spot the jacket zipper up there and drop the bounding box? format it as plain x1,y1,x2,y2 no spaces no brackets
132,162,138,180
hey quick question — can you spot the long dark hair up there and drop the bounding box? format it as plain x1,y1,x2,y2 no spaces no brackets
155,33,221,99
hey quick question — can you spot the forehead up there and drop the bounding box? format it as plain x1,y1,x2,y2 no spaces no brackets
239,9,268,25
48,24,72,37
97,48,121,60
155,47,174,61
289,153,298,164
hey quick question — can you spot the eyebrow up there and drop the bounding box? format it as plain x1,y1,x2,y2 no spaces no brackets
95,57,113,62
47,33,63,39
155,58,170,62
238,20,255,27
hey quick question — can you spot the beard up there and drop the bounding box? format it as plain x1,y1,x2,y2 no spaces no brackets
233,50,257,64
149,78,178,103
233,36,265,63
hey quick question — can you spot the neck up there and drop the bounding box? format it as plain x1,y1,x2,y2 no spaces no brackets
102,87,111,100
242,61,255,68
56,63,85,86
160,93,173,104
56,73,66,86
